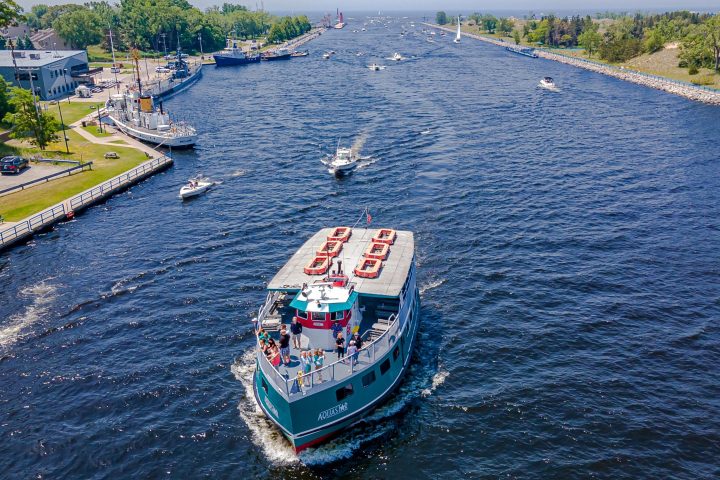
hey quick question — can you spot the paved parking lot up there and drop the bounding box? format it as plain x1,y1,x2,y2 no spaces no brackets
0,163,72,192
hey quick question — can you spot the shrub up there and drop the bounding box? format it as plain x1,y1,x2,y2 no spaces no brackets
688,65,699,75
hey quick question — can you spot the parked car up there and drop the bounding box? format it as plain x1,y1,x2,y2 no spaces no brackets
104,152,119,159
110,66,121,74
155,66,171,73
0,156,29,175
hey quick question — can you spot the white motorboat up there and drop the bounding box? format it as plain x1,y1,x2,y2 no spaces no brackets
539,77,558,90
325,145,359,177
179,177,214,199
323,52,331,59
454,17,461,43
390,52,403,61
367,63,386,71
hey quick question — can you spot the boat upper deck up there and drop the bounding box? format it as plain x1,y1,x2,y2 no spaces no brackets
267,228,414,298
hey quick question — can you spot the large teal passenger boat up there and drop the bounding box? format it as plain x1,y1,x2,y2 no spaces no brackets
252,226,420,452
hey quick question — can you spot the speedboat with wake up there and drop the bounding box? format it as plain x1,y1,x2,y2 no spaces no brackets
179,176,214,199
539,77,558,90
323,145,359,177
389,52,403,61
251,224,420,452
367,63,386,71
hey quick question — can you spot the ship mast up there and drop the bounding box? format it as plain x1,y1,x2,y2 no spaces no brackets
132,48,142,94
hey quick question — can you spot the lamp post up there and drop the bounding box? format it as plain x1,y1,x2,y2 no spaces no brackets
198,32,204,60
63,68,70,103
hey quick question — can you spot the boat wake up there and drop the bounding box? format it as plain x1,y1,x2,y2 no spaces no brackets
0,281,58,350
419,278,445,295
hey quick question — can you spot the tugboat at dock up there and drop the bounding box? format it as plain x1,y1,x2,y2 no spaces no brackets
213,38,261,66
261,48,292,61
252,223,420,452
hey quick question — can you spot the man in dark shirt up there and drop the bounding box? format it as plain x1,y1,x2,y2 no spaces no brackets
279,325,291,365
335,332,345,360
352,332,363,350
290,317,302,349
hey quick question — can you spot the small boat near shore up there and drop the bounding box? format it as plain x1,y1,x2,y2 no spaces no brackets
213,39,261,66
539,77,558,90
262,48,292,61
291,50,309,57
179,176,214,199
389,52,403,61
453,17,461,43
506,45,539,58
367,63,386,71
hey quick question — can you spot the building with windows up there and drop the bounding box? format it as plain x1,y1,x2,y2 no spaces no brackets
0,50,90,100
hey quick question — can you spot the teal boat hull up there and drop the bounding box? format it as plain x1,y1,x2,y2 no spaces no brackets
253,289,420,452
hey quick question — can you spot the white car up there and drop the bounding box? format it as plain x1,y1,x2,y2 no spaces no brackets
110,66,121,73
155,66,171,73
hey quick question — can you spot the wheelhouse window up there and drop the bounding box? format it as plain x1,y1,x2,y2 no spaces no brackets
336,384,354,401
380,359,391,375
362,371,376,387
330,310,344,321
311,311,325,321
296,310,307,320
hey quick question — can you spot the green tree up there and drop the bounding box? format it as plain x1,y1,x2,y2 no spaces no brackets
23,34,35,50
436,11,447,25
704,15,720,70
513,30,521,45
644,28,665,53
0,36,6,50
3,87,61,150
0,77,11,120
498,18,514,36
578,29,602,55
54,8,103,49
0,0,22,29
481,15,497,33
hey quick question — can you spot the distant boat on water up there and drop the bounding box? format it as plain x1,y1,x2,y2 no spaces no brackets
453,17,461,43
505,45,539,58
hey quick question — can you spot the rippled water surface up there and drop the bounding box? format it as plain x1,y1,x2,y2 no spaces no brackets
2,16,720,479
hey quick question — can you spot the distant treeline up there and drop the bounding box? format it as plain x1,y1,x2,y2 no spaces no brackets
2,1,311,54
436,10,720,70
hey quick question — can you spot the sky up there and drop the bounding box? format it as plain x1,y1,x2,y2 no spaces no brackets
14,0,720,14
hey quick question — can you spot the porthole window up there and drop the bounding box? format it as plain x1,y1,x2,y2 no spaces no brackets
380,359,390,375
336,383,354,401
362,371,376,387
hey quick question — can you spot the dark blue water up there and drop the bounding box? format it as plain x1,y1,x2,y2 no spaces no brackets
2,16,720,479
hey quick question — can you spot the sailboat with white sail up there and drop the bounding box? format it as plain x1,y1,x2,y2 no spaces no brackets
453,17,461,43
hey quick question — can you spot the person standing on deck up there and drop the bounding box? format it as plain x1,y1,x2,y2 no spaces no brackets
291,317,303,349
347,340,358,366
352,332,363,351
331,320,343,340
336,332,345,360
279,325,291,365
314,349,324,382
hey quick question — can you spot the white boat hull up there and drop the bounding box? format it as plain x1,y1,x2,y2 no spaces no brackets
109,115,197,148
179,182,213,199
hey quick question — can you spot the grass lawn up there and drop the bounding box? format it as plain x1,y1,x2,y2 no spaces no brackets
0,130,150,221
82,125,113,138
43,101,104,125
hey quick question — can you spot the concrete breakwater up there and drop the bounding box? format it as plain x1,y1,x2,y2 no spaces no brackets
426,23,720,106
281,27,327,51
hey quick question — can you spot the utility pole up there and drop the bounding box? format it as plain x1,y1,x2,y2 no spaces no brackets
8,39,20,87
56,101,70,153
18,67,45,150
109,26,119,92
63,68,71,103
198,32,204,60
160,33,167,58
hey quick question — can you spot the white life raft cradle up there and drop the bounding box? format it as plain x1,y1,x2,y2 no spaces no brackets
290,261,361,351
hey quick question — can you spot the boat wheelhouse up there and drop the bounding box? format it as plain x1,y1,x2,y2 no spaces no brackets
252,227,420,452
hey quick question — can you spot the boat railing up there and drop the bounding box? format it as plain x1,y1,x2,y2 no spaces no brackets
256,309,405,399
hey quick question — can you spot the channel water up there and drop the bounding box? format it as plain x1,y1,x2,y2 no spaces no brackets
2,15,720,479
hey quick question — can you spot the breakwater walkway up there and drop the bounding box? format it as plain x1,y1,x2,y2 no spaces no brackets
280,27,327,51
425,23,720,106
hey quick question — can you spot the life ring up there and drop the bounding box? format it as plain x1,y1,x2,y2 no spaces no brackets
317,240,343,258
354,257,381,279
328,226,351,243
364,241,389,260
372,228,396,245
304,255,330,275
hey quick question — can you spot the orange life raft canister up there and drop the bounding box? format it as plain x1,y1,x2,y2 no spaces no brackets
354,257,382,279
372,228,396,245
364,242,389,260
304,255,330,275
